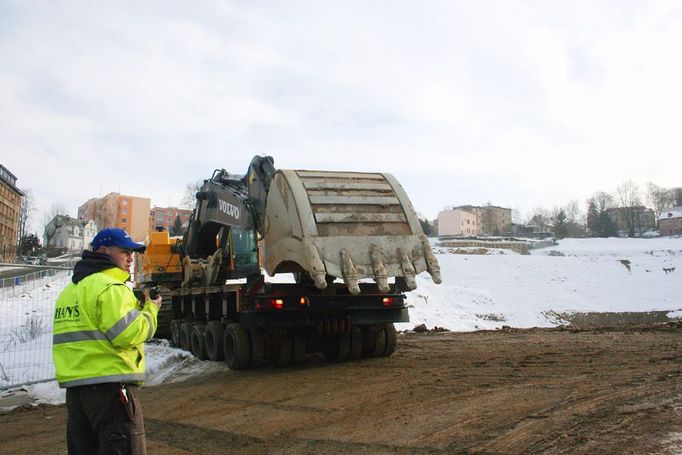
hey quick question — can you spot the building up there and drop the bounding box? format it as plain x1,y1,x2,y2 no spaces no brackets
449,205,512,236
43,215,98,252
150,206,192,232
606,206,656,237
658,208,682,236
78,192,151,241
0,164,24,262
437,208,478,237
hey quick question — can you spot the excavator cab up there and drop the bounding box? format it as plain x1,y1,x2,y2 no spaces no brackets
228,227,259,276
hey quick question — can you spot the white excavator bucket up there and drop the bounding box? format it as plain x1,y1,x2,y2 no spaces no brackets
263,169,442,295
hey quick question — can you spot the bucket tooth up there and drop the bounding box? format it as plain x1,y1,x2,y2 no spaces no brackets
397,248,417,290
304,239,328,290
369,244,390,292
420,234,442,284
340,249,361,295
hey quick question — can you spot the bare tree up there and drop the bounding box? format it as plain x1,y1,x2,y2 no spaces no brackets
615,180,641,237
646,182,673,222
18,188,35,242
181,180,203,209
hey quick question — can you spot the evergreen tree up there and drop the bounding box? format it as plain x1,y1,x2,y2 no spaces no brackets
554,209,568,238
419,218,433,236
19,233,41,255
170,215,185,236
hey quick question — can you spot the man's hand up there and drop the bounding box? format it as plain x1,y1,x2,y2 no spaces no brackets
142,288,163,309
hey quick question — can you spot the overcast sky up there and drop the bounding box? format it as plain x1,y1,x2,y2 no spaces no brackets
2,1,681,234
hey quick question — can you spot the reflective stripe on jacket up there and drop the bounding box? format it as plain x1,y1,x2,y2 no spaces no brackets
52,267,159,388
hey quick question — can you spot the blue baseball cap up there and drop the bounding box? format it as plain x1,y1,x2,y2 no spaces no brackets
91,228,146,253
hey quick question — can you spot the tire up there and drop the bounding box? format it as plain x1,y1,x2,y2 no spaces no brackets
323,334,351,362
383,323,397,357
277,332,293,366
361,326,378,358
291,331,306,365
349,326,362,360
372,327,387,357
191,324,208,360
223,323,251,370
205,321,224,361
249,328,265,368
170,320,181,347
179,322,193,352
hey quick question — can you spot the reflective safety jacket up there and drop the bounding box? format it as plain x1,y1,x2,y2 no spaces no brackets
52,260,158,388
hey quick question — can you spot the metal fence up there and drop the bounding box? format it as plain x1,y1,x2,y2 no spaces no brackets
0,268,71,389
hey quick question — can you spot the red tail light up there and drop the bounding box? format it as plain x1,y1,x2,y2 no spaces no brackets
382,297,394,307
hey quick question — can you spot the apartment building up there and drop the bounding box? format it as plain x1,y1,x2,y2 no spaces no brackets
452,205,512,236
150,206,192,231
437,208,478,237
78,192,151,241
0,164,24,262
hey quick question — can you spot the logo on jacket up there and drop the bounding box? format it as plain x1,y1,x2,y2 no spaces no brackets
55,305,80,322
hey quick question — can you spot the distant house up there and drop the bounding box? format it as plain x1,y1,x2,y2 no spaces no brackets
437,208,477,237
658,208,682,236
606,206,656,237
44,215,98,252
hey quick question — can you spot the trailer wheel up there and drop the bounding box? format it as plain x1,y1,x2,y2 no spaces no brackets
349,326,362,360
291,332,306,365
361,326,378,357
170,320,181,347
323,334,350,362
205,321,224,361
224,323,251,370
191,324,208,360
383,323,397,357
179,322,193,352
277,332,293,366
249,328,265,368
372,327,387,357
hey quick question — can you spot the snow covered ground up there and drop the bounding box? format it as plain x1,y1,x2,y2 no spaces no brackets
1,237,680,408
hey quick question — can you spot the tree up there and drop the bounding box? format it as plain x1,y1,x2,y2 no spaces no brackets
19,233,41,256
646,182,674,223
586,192,616,237
615,180,641,237
553,209,568,238
673,187,682,207
419,217,433,236
170,215,185,236
18,188,35,242
181,180,203,209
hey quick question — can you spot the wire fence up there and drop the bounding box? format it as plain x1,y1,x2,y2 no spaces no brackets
0,268,71,390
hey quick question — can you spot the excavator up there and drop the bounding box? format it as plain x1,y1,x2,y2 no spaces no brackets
135,156,441,369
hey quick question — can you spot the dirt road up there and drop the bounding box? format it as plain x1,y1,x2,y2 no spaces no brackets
2,323,680,454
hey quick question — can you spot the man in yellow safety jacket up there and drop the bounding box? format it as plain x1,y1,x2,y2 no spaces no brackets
53,227,162,454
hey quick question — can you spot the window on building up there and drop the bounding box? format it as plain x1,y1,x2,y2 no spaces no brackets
122,200,128,205
121,209,128,215
121,218,127,223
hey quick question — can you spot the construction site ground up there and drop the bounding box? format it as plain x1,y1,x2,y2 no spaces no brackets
1,323,680,454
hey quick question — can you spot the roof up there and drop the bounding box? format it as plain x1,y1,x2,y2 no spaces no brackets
659,207,682,221
0,164,24,196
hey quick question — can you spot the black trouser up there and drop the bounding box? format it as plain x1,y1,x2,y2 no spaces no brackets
65,383,146,455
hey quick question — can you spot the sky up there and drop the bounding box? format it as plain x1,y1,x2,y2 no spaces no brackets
1,1,682,234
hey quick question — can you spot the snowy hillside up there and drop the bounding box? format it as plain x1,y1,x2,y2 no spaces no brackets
398,237,682,332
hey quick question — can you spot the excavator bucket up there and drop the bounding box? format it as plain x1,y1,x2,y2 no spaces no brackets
263,169,442,295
